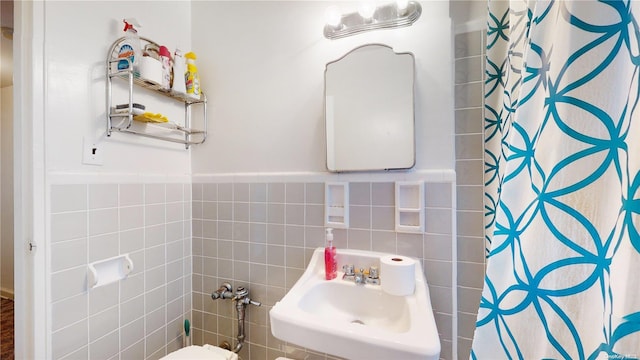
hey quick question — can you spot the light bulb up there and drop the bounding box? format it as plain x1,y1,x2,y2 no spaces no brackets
325,5,342,28
397,0,409,15
358,2,377,21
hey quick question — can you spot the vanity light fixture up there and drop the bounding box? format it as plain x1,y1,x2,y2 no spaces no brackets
397,0,409,15
358,2,377,22
323,1,422,40
324,5,342,29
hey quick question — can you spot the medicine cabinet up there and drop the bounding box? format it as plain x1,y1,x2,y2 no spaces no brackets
325,44,415,172
106,37,207,148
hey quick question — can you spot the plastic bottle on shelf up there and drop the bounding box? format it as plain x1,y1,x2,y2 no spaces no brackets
171,49,187,96
117,18,142,76
158,46,172,91
184,52,201,100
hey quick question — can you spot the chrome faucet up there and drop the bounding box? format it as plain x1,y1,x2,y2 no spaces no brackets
342,265,380,285
354,268,366,284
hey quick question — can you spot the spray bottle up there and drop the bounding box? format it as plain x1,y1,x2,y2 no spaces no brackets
184,52,201,100
171,49,187,96
117,18,142,76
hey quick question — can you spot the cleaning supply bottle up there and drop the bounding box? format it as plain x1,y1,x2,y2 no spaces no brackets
171,48,187,96
324,228,337,280
158,45,172,91
184,51,201,99
117,18,142,76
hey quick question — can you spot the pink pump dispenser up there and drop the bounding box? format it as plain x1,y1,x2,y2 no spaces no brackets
324,228,337,280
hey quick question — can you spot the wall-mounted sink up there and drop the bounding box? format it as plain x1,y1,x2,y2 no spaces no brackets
269,248,440,360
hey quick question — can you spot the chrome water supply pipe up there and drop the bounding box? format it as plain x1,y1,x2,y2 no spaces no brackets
211,282,233,300
211,283,261,353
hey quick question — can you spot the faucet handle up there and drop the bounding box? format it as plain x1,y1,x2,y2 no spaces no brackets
365,266,381,285
368,266,379,279
211,282,233,300
239,297,262,307
342,264,355,276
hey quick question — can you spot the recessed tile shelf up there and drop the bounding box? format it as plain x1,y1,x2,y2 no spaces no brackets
325,182,349,228
395,181,424,233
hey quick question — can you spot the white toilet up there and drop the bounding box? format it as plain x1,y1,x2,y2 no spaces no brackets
161,344,292,360
161,344,238,360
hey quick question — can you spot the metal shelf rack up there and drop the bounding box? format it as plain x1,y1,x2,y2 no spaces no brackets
106,36,207,148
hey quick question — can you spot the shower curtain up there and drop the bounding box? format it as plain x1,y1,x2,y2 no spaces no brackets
474,0,640,359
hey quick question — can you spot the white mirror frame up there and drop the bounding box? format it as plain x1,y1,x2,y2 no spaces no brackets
325,44,416,172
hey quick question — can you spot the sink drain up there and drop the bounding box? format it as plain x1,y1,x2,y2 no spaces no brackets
351,319,365,325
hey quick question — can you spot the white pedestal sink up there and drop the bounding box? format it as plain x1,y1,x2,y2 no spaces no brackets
269,248,440,360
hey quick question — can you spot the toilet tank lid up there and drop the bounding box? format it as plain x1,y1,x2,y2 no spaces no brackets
161,345,238,360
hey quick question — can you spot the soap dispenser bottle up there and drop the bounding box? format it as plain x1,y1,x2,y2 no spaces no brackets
324,228,337,280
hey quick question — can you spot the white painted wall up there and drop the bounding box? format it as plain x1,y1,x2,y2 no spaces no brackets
42,0,455,175
44,1,192,176
1,85,14,297
191,1,454,174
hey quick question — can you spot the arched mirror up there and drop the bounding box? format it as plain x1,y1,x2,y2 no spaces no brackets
325,44,416,172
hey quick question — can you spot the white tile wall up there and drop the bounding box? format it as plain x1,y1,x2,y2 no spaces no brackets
454,29,487,360
191,181,455,360
48,177,456,360
49,183,192,360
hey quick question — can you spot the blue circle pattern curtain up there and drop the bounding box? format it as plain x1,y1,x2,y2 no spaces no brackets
474,0,640,358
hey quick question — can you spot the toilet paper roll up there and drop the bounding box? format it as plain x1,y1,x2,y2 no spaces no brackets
139,56,163,86
380,255,416,296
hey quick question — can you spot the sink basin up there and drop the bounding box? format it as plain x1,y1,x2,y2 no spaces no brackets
269,248,440,360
